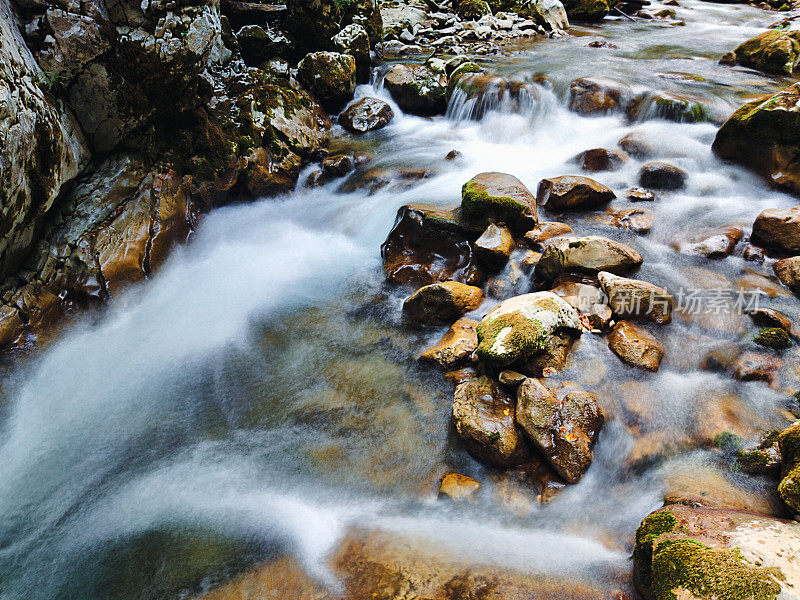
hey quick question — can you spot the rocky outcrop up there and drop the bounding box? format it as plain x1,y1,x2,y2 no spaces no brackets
0,0,90,279
633,505,798,600
561,0,609,21
713,84,800,194
475,291,584,366
569,78,631,114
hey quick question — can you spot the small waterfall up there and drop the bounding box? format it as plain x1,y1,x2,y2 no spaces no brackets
446,74,559,122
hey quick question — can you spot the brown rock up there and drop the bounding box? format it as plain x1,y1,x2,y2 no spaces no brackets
774,256,800,294
384,64,447,116
498,370,527,387
752,206,800,253
403,281,484,325
321,153,353,177
594,208,654,234
537,175,616,211
474,223,515,268
438,472,482,501
574,148,628,172
672,226,743,258
749,308,793,334
607,321,663,370
626,187,655,202
452,375,530,467
638,161,687,190
568,77,632,115
733,351,783,383
381,204,484,286
523,221,573,247
515,378,604,483
619,132,656,157
419,317,478,369
462,172,538,234
598,271,673,324
535,236,643,281
338,97,394,133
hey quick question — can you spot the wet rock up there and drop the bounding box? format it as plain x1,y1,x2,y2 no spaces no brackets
339,97,394,133
562,0,610,21
535,236,643,281
403,281,485,325
475,223,515,268
607,321,663,370
332,23,370,68
627,187,655,202
550,276,606,313
569,77,631,115
286,0,383,50
439,472,482,500
598,271,673,324
475,291,584,367
638,161,687,191
537,176,616,211
457,0,492,20
633,505,800,600
753,326,792,350
672,226,743,258
236,25,293,66
774,256,800,294
713,83,800,195
619,132,656,157
445,149,462,160
297,51,356,112
749,308,793,334
523,221,573,247
752,206,800,253
593,208,654,234
627,93,714,124
321,154,353,177
733,351,783,383
574,148,628,172
736,431,781,476
779,422,800,512
527,0,570,31
384,64,448,116
732,30,800,75
461,172,538,234
381,204,484,286
419,317,479,369
498,370,527,387
515,378,604,483
452,375,530,467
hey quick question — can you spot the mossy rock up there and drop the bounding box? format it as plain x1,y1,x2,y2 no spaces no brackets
734,30,800,76
461,172,538,233
475,291,583,366
297,51,356,112
753,327,792,350
562,0,609,21
457,0,492,20
633,505,794,600
383,64,448,116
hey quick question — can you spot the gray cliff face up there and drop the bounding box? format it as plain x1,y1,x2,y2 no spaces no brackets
0,0,90,280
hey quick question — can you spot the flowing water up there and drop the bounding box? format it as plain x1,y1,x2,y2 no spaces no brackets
1,3,799,598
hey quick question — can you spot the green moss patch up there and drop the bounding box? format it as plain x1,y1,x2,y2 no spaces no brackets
476,311,548,365
754,327,792,350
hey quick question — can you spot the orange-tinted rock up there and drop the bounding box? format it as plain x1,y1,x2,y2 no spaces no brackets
537,175,615,211
752,206,800,253
774,256,800,294
607,321,663,370
672,226,743,258
438,472,482,500
419,317,479,369
568,77,632,115
523,221,573,247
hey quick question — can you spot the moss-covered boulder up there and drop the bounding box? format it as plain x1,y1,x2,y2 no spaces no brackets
732,30,800,76
383,64,448,116
297,51,356,112
537,175,616,211
535,236,643,281
736,431,781,476
452,375,530,467
475,291,584,366
332,24,371,67
753,327,792,350
516,379,604,483
633,504,797,600
713,83,800,195
461,172,538,234
380,203,484,286
627,93,716,124
457,0,492,19
403,281,485,325
562,0,609,22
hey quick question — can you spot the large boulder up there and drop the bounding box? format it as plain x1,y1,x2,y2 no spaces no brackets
461,172,538,234
535,236,643,281
383,64,448,116
297,52,356,112
732,30,800,75
515,379,604,483
0,0,90,279
774,256,800,294
475,291,584,366
402,281,484,325
638,161,687,191
332,24,370,66
633,504,799,600
562,0,609,22
452,375,530,467
527,0,570,31
597,271,673,325
607,320,663,371
752,206,800,253
339,97,394,133
380,204,484,286
713,83,800,194
537,175,615,211
457,0,492,20
236,24,293,66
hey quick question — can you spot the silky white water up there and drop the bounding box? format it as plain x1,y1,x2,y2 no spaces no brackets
0,3,797,598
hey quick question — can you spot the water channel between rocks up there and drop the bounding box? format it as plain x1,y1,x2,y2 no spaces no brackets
1,2,799,598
